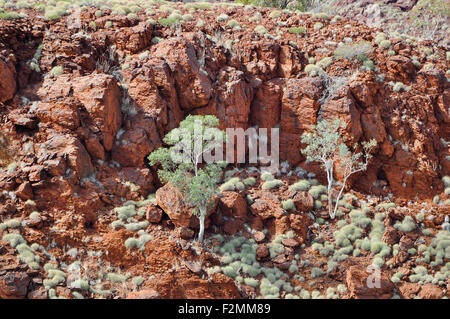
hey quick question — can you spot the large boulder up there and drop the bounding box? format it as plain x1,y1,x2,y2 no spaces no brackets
156,183,218,229
345,265,394,299
194,67,252,129
0,272,30,299
292,191,314,212
0,57,16,102
280,77,323,164
38,134,94,180
72,73,122,151
249,191,284,220
250,78,284,129
219,191,247,219
111,116,161,167
152,38,212,111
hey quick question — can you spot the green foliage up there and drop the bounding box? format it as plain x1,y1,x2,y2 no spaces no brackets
220,177,245,192
442,176,450,188
132,276,145,286
308,185,327,199
334,41,373,61
254,25,268,34
301,119,376,218
262,179,284,190
282,199,296,211
49,66,63,78
115,205,136,221
125,221,149,231
289,180,311,191
269,10,281,19
244,277,259,287
106,273,127,283
313,22,323,30
227,19,240,28
391,81,410,92
289,26,306,34
310,267,324,278
216,13,229,22
2,233,26,247
394,215,416,232
158,16,180,27
313,12,330,20
0,218,21,230
148,115,226,241
379,40,392,49
261,172,275,181
304,64,324,77
44,269,66,289
316,57,333,69
0,10,21,19
243,177,256,186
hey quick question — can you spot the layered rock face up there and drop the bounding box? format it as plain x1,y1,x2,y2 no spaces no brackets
1,6,448,200
0,4,448,299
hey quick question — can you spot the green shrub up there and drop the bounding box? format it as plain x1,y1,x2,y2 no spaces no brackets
313,22,323,31
262,179,284,190
0,218,21,230
304,64,324,76
310,267,324,278
244,277,259,287
289,26,306,34
375,33,387,44
443,176,450,188
282,199,295,211
261,172,274,181
2,233,26,247
243,177,256,186
49,66,63,78
182,14,194,21
0,11,21,19
316,57,333,69
363,59,375,71
125,237,139,249
227,19,240,28
394,215,416,232
254,25,268,34
106,273,127,283
289,180,311,191
216,13,229,22
269,10,281,19
391,81,410,92
308,185,327,199
115,205,137,220
379,40,391,49
220,177,245,192
132,276,145,286
158,17,180,27
125,221,149,231
334,41,373,60
313,12,330,20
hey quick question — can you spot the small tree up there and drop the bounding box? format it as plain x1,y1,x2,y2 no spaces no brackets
301,119,377,219
148,115,226,242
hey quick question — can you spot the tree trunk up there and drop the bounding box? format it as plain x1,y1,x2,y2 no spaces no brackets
198,206,206,242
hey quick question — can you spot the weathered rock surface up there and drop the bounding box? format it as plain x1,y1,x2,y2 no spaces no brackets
156,183,217,229
346,266,394,299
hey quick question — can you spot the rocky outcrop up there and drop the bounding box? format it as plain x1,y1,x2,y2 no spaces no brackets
0,56,16,102
156,183,218,229
346,265,394,299
0,272,30,299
